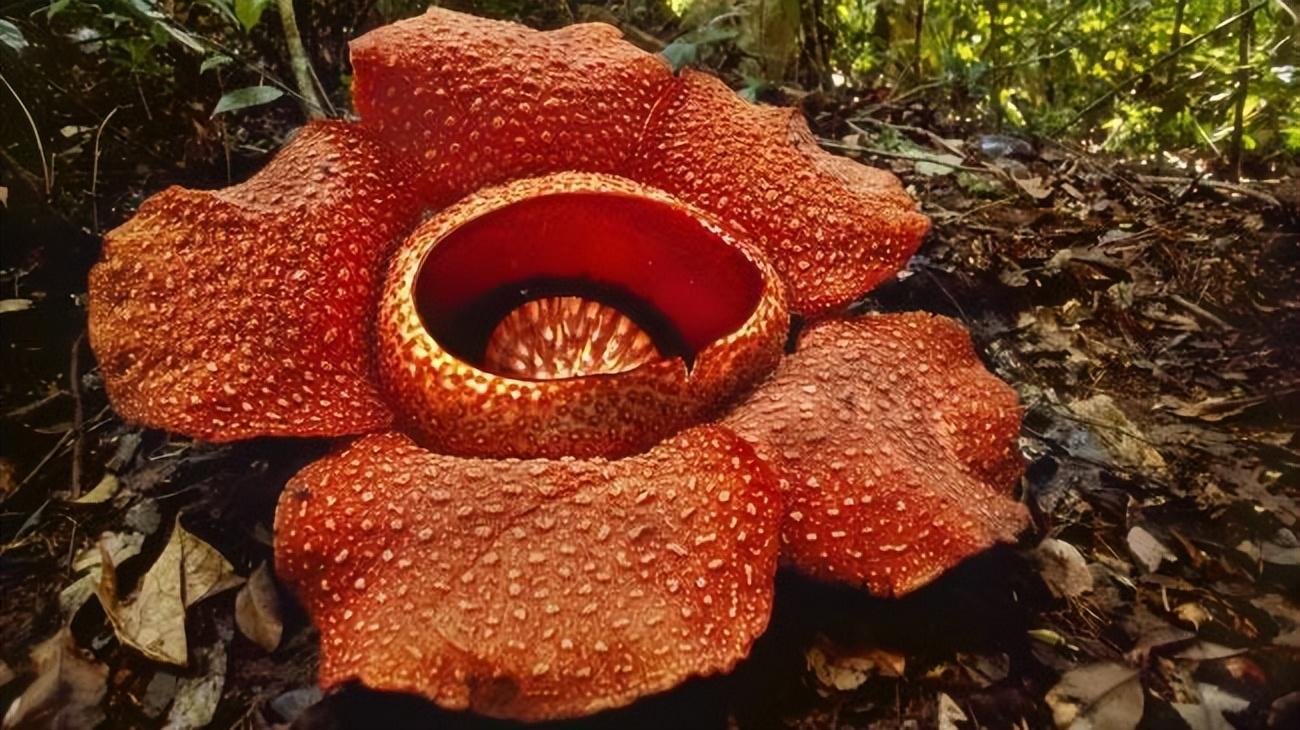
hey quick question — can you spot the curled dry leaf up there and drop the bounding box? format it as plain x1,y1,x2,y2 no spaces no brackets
938,692,969,730
1127,526,1176,574
1,628,107,730
806,639,906,692
72,473,119,504
1034,538,1094,599
59,530,144,616
163,639,227,730
1045,662,1143,730
1173,683,1251,730
1068,395,1166,473
97,516,243,665
235,562,283,652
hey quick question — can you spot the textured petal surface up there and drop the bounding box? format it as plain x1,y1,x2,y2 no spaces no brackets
626,71,930,316
274,426,782,721
378,172,788,459
723,313,1029,596
351,7,674,206
88,122,421,440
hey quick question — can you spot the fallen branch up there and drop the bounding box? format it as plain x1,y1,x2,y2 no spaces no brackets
1136,174,1281,208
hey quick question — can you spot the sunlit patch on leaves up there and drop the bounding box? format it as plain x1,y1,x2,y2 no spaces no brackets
96,517,243,665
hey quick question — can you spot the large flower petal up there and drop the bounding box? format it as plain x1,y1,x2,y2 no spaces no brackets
88,122,421,441
378,172,788,459
626,71,930,316
350,7,675,206
274,426,782,721
723,313,1029,596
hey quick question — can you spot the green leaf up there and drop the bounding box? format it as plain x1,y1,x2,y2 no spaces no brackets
211,85,283,116
200,54,233,73
47,0,71,19
660,25,736,72
0,19,27,51
234,0,270,32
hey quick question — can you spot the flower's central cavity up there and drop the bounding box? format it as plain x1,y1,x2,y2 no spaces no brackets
483,296,661,379
414,192,765,381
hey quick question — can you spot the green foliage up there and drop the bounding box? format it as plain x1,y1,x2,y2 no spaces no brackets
671,0,1299,161
212,85,283,116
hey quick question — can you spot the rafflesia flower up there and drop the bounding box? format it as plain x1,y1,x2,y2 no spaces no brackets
87,8,1029,722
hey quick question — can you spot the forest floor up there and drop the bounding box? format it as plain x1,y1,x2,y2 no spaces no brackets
2,60,1299,730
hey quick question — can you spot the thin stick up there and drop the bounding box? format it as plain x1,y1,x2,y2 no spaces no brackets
1135,174,1280,208
0,70,51,195
277,0,327,119
91,107,120,234
69,331,86,498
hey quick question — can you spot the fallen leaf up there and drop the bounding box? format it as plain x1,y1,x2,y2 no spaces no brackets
72,473,119,504
163,639,227,729
1173,683,1251,730
806,640,906,691
97,516,243,665
1045,662,1143,730
1127,526,1176,573
1069,395,1167,472
0,299,32,315
235,562,283,652
1,629,107,730
938,692,968,730
1034,538,1095,598
59,530,145,616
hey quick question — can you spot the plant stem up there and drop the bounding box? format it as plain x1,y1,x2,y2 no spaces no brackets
1228,0,1255,182
277,0,326,120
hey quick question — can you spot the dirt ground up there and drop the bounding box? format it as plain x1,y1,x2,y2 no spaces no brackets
2,42,1299,730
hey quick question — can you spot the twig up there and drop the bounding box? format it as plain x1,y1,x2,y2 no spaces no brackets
69,331,86,499
91,107,120,234
276,0,327,119
1168,294,1235,330
0,70,51,195
1135,174,1281,208
818,139,995,175
1052,0,1269,135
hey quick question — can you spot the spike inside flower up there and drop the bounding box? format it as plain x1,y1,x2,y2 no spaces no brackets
412,190,767,380
378,173,788,458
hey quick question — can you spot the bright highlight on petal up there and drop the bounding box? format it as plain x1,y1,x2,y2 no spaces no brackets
274,426,783,722
724,313,1029,596
377,172,788,459
88,122,421,441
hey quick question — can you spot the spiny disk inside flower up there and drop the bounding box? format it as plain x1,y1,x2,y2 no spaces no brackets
483,297,662,379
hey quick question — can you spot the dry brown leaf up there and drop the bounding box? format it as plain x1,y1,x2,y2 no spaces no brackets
1128,526,1176,573
1034,538,1095,598
1045,662,1143,730
1,628,107,730
97,516,243,665
235,562,283,653
807,640,906,692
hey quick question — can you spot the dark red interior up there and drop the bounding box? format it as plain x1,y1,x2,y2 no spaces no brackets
415,192,766,371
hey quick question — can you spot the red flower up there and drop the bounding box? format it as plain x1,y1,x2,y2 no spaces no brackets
88,8,1028,721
